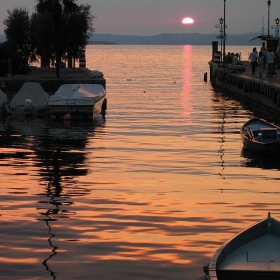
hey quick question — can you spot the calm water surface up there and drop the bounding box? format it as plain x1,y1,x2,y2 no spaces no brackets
1,45,280,280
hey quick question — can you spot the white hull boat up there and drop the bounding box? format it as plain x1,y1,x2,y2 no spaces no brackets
9,82,49,116
48,84,107,120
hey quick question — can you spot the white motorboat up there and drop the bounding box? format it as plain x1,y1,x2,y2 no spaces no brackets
47,84,107,120
9,82,49,116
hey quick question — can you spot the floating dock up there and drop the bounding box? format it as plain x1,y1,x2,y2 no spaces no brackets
0,67,106,100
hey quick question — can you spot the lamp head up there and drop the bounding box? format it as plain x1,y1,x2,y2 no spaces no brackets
219,17,224,25
276,17,280,25
268,0,271,6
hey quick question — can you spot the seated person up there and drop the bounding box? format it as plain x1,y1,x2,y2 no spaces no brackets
233,53,242,65
225,52,232,64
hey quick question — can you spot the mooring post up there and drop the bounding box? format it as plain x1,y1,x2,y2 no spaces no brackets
204,72,207,82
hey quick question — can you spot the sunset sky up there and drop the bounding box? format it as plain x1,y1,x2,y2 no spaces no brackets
1,0,280,36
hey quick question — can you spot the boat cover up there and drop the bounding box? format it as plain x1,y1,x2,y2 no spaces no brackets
88,70,104,78
10,82,49,110
48,84,105,103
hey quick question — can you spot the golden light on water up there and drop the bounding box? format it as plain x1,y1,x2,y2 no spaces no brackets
0,257,38,264
1,46,280,279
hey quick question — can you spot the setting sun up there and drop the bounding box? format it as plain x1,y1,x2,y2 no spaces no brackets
182,17,194,24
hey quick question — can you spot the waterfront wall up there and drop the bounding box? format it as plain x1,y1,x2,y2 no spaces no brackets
209,62,280,115
0,67,106,99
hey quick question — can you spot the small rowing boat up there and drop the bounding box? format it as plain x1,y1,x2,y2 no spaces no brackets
240,117,280,156
204,212,280,280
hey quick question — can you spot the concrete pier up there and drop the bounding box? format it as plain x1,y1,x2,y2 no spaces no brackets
0,67,106,100
209,61,280,115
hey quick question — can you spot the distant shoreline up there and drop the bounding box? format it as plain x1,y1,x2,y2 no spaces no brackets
88,41,117,45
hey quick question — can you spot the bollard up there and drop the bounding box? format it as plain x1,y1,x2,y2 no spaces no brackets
204,72,207,82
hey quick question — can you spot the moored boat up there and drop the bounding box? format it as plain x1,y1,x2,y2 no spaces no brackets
9,82,49,116
240,117,280,156
204,212,280,280
47,84,107,120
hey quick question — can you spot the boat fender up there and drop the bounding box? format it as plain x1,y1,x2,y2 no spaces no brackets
256,83,260,93
268,86,273,98
276,91,280,105
266,86,271,97
265,86,271,96
253,82,256,93
253,82,258,93
244,82,248,93
246,82,250,92
63,112,71,120
263,85,268,96
251,82,255,92
271,89,276,100
203,264,209,276
249,82,253,92
271,89,277,103
238,79,243,88
227,74,231,83
264,85,269,96
259,84,264,95
24,99,32,110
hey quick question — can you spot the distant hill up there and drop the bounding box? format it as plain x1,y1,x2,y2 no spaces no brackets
89,32,262,45
89,41,117,45
0,32,264,46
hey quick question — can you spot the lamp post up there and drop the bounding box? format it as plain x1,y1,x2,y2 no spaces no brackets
215,17,224,63
271,17,280,38
223,0,226,67
268,0,271,36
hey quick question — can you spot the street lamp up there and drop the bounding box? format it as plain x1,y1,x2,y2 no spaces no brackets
215,18,224,63
268,0,271,36
223,0,226,67
271,17,280,38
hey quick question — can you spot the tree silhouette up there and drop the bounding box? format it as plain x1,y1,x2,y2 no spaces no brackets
3,7,36,65
36,0,79,78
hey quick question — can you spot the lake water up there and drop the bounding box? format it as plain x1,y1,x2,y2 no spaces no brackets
1,45,280,280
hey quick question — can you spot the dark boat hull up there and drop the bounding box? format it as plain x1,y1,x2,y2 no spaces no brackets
240,117,280,156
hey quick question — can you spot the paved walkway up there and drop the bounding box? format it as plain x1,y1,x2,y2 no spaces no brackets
239,61,280,84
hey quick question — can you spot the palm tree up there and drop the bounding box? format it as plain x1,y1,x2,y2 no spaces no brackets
36,0,79,77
